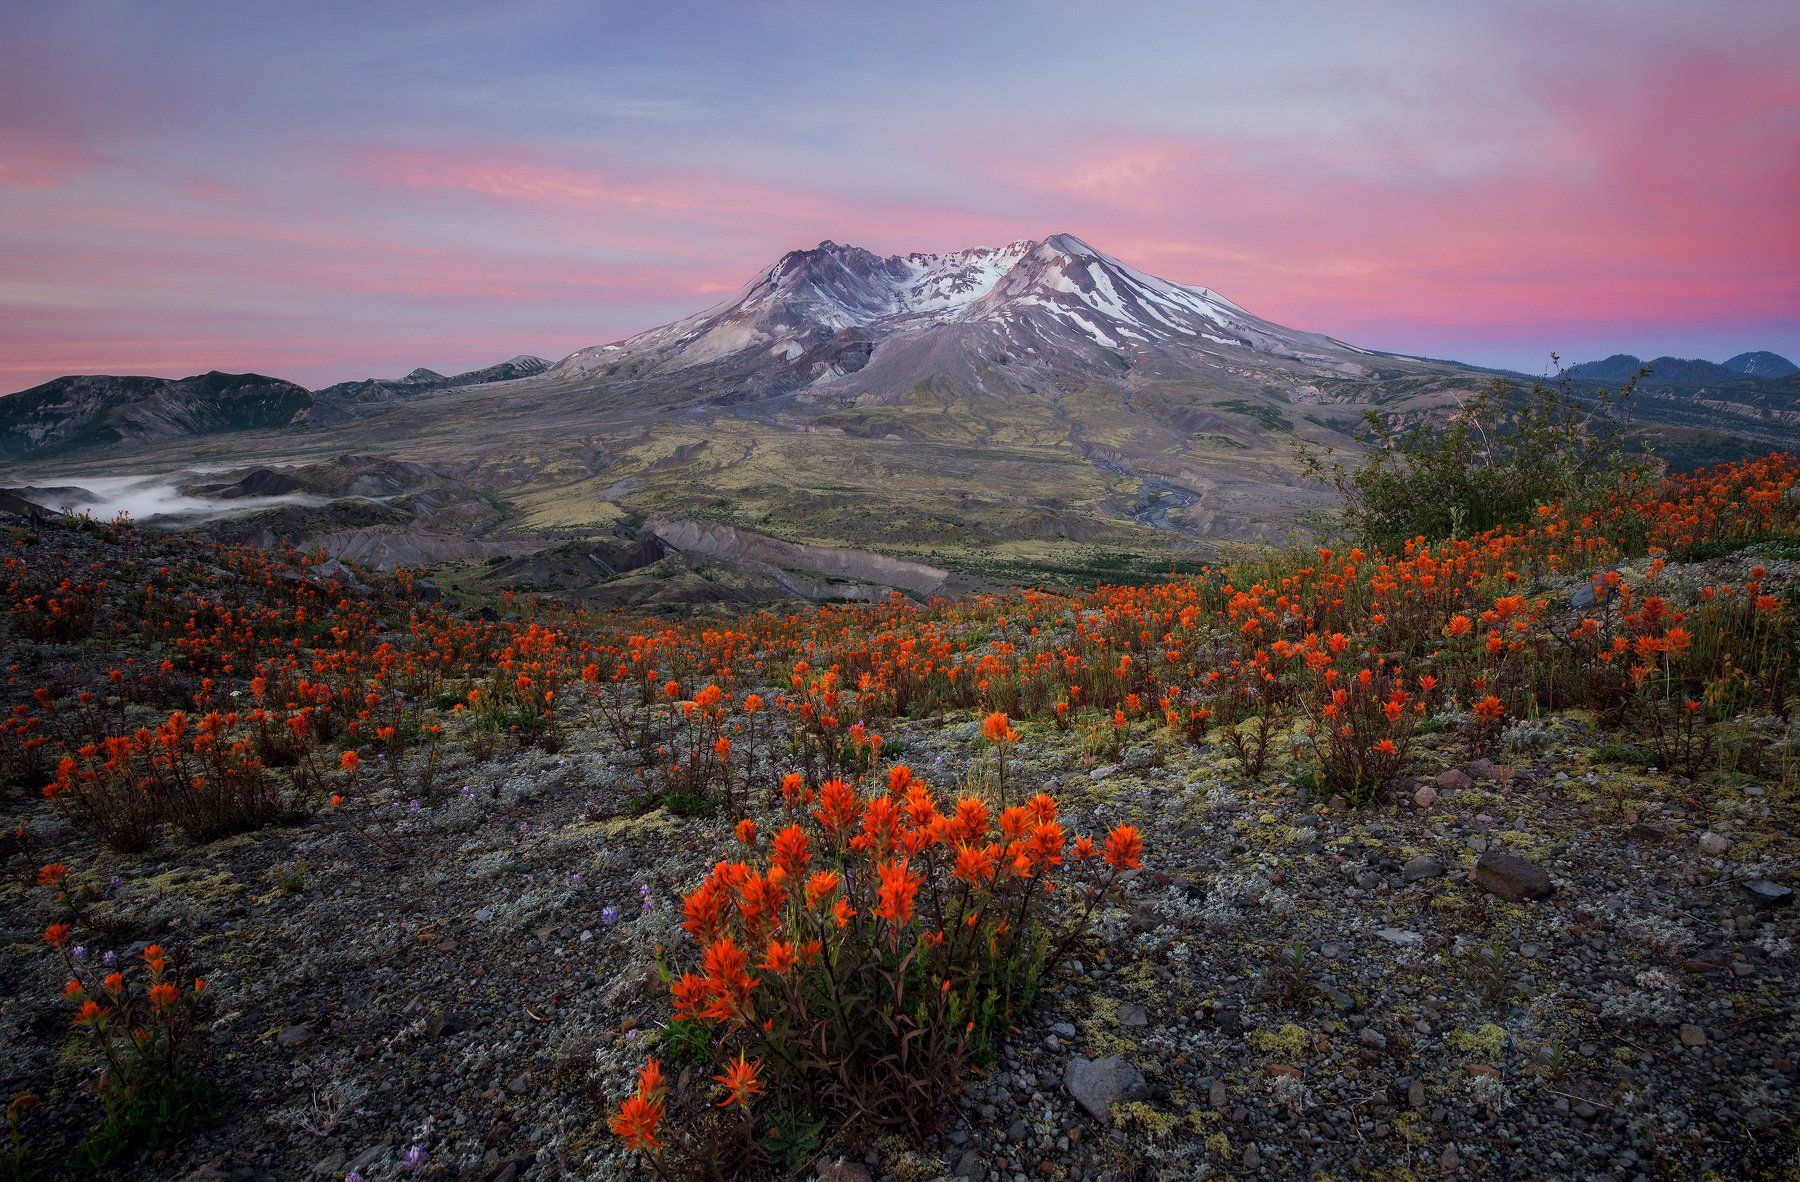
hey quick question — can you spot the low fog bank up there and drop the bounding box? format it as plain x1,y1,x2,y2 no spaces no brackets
4,471,322,523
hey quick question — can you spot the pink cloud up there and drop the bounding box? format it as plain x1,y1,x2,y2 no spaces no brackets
0,121,97,189
349,144,1022,259
950,44,1800,337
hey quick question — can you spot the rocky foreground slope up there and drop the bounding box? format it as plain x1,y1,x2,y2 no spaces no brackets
0,461,1795,1181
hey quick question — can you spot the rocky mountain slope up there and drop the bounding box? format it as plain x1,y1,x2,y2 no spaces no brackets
550,234,1458,412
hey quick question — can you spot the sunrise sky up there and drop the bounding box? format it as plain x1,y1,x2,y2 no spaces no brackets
2,0,1796,391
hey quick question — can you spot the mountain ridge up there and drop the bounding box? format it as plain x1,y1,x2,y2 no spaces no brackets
1564,351,1797,387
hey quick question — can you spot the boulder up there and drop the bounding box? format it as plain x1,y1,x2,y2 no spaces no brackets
1402,856,1445,882
1742,879,1792,909
1063,1055,1147,1122
1473,850,1554,901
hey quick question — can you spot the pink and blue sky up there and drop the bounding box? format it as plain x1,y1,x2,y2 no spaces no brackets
1,0,1796,391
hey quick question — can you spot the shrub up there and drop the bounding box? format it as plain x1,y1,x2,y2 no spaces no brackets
1299,367,1650,547
0,702,52,800
619,774,1144,1170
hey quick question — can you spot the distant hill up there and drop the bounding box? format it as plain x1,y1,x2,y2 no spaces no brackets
3,236,1794,566
308,356,551,420
1565,354,1740,386
0,371,311,461
1724,351,1797,379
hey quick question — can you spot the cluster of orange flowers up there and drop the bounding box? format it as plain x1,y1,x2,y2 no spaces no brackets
608,766,1144,1155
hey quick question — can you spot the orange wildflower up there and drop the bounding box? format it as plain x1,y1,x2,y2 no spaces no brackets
714,1051,763,1108
874,859,921,925
760,940,799,974
609,1092,663,1153
772,824,811,877
1103,825,1144,871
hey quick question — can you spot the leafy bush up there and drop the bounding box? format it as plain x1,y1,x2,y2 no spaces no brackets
1300,367,1651,546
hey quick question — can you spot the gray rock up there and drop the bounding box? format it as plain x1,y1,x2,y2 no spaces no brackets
1402,856,1444,882
1473,850,1554,901
276,1023,316,1047
1742,879,1792,908
1051,1021,1078,1039
1116,1002,1148,1028
1063,1055,1147,1122
954,1150,987,1182
1699,831,1732,856
1375,928,1422,945
1359,1027,1388,1050
1678,1024,1707,1047
345,1146,388,1175
308,558,368,592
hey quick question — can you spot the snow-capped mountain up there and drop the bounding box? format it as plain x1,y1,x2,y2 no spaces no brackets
551,234,1395,405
